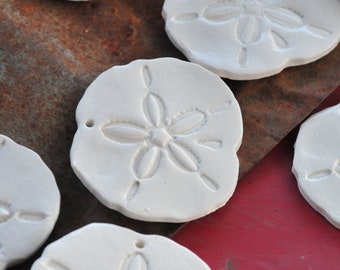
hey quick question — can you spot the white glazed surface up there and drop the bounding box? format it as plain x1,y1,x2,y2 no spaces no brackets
0,135,60,269
293,104,340,229
70,57,243,222
162,0,340,80
31,223,211,270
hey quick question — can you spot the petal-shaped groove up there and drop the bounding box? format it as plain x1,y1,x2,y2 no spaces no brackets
172,13,199,23
207,101,232,115
270,30,288,49
167,142,200,173
167,110,206,136
141,65,152,88
306,169,332,181
236,47,248,66
120,253,149,270
198,173,219,191
197,140,222,150
236,15,262,45
39,259,70,270
133,146,162,179
306,25,333,38
143,93,165,128
0,200,11,223
264,7,304,29
102,122,149,144
0,139,6,151
202,2,241,22
15,210,48,222
334,160,340,176
125,181,140,202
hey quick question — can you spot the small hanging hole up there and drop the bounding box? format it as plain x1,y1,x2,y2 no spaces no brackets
135,239,145,249
85,119,94,128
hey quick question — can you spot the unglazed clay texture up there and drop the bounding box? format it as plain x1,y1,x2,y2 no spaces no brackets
70,57,243,222
0,135,60,269
162,0,340,80
31,223,211,270
293,104,340,229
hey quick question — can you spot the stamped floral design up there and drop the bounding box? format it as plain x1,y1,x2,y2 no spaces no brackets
0,199,48,224
101,65,227,200
103,92,206,179
120,253,149,270
172,0,333,65
306,160,340,181
0,142,49,224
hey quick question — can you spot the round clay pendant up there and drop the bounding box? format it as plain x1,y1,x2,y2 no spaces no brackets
293,104,340,229
162,0,340,80
31,223,211,270
70,57,243,222
0,135,60,269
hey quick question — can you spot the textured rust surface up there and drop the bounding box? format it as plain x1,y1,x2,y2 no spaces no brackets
0,1,338,268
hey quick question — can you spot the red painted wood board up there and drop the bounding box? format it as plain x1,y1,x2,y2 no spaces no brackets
172,87,340,270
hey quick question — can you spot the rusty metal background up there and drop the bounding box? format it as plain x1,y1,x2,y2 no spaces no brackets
0,0,338,268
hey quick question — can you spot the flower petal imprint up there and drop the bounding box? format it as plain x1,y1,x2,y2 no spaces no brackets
31,223,211,270
293,104,340,229
70,58,243,222
0,135,60,269
162,0,340,80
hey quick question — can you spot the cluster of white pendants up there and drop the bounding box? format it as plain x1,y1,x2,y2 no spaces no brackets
1,0,339,269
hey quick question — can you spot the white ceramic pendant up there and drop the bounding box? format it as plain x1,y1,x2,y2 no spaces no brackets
0,135,60,269
70,57,243,222
162,0,340,80
31,223,211,270
293,104,340,229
